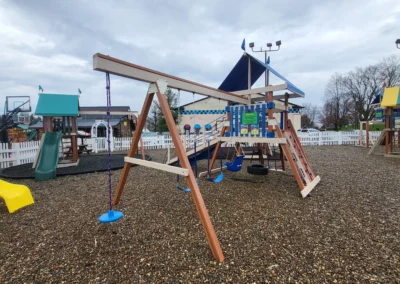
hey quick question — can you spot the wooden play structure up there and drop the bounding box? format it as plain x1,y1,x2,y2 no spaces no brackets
93,50,320,262
368,86,400,157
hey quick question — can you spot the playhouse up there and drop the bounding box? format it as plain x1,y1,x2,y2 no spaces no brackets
177,96,302,134
368,86,400,156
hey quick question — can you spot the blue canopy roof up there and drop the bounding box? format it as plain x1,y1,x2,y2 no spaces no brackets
218,52,305,97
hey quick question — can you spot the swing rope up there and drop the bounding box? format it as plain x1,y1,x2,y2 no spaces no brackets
106,73,112,211
98,73,123,223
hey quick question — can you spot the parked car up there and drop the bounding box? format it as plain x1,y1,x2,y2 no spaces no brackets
297,128,320,134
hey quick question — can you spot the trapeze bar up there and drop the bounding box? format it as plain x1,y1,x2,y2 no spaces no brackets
124,157,189,176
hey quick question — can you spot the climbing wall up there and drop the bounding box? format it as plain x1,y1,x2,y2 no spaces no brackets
275,120,320,197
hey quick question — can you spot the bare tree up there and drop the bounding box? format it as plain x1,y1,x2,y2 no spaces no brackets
322,73,351,130
378,54,400,87
300,103,319,127
342,65,380,123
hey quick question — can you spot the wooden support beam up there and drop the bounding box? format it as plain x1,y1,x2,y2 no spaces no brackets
284,94,289,131
79,110,138,116
93,53,248,105
154,80,224,262
124,157,189,176
208,123,228,172
279,144,286,171
49,116,54,132
71,117,78,163
113,90,155,205
233,83,288,96
385,109,389,154
219,137,286,144
167,137,220,165
199,166,227,177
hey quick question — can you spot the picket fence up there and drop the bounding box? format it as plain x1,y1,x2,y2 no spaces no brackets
0,131,382,169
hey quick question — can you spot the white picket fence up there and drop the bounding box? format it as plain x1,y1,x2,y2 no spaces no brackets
298,130,382,146
0,131,383,169
0,141,40,169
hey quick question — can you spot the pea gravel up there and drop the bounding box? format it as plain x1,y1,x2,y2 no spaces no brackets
0,146,399,283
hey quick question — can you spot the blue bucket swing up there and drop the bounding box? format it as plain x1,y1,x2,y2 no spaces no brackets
206,140,224,183
98,73,123,223
225,143,245,172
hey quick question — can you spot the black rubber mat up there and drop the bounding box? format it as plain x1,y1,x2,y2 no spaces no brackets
0,154,152,179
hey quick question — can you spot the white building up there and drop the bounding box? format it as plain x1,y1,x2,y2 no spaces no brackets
176,97,302,134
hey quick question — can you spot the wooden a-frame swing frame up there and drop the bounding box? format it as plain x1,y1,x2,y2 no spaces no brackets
93,53,320,262
112,79,225,262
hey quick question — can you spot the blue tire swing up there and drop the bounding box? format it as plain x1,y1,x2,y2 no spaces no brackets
206,140,224,183
98,73,123,223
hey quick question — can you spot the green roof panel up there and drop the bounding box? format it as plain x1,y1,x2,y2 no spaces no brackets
35,93,79,116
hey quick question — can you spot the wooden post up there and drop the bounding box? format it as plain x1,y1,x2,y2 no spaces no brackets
284,94,289,131
49,117,54,132
155,82,224,262
390,129,394,153
209,108,230,171
113,92,155,205
43,117,47,132
71,117,78,162
385,109,389,154
279,144,286,171
366,121,369,148
398,130,400,147
258,144,264,164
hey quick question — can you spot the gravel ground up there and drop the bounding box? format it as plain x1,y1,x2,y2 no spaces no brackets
1,146,400,283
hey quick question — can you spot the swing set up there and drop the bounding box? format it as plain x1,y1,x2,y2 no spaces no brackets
93,51,321,262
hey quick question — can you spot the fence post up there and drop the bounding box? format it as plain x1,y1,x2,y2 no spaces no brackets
14,143,21,165
318,132,323,146
338,132,343,145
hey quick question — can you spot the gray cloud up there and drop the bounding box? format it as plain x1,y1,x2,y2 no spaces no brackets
1,0,399,113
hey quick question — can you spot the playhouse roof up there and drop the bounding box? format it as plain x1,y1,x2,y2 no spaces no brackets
218,52,305,98
35,93,79,116
381,86,400,107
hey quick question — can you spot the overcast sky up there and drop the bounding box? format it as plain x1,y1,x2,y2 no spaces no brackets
1,0,399,114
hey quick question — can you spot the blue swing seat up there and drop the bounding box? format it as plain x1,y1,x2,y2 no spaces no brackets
225,155,245,172
207,173,224,183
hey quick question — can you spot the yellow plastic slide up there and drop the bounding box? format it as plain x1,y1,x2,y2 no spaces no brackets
0,179,34,213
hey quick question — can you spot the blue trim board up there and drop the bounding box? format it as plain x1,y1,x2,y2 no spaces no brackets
179,109,226,115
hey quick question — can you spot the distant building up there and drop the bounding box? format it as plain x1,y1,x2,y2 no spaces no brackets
78,106,138,137
29,106,138,138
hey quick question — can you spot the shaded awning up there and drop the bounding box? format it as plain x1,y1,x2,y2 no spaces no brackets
35,94,79,116
218,52,305,98
381,86,400,107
